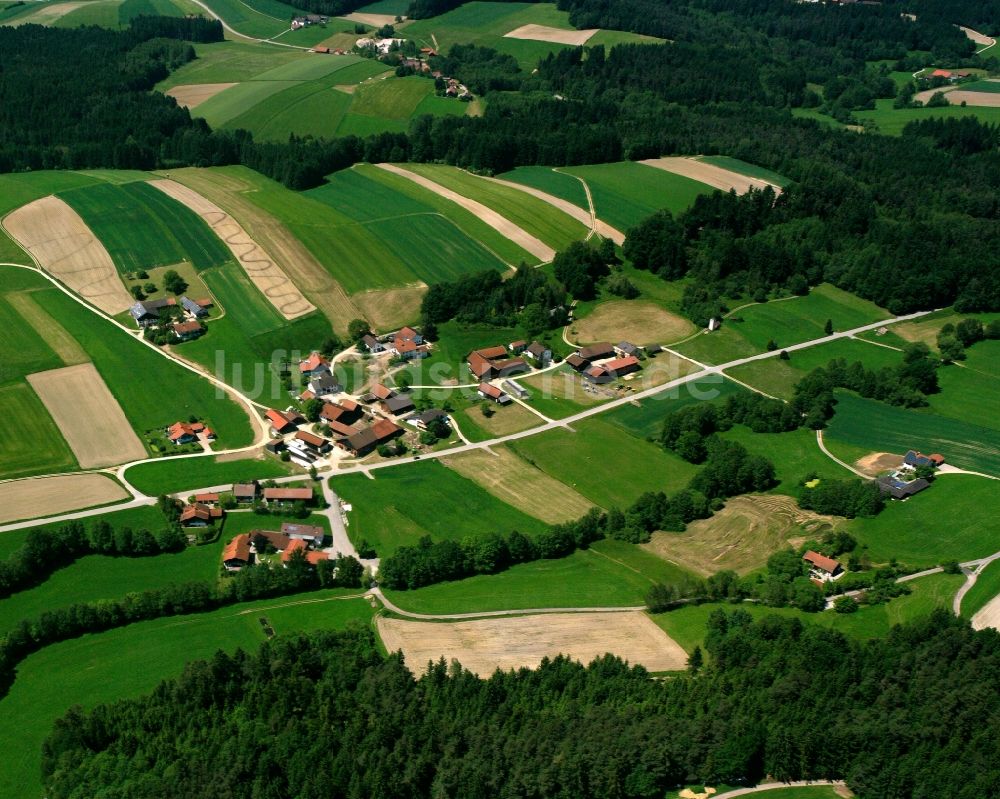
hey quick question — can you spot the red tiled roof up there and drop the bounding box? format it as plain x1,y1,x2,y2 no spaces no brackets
604,355,640,372
371,418,401,438
167,421,193,441
476,345,508,360
195,298,213,307
395,339,426,354
222,534,251,563
173,321,202,335
306,551,327,565
478,382,503,399
233,483,257,498
264,487,313,501
803,550,841,574
295,430,327,447
266,408,298,432
281,538,308,563
299,390,316,401
398,326,419,339
181,502,222,523
467,351,493,379
371,383,395,401
299,352,329,373
194,493,219,503
339,398,359,412
327,420,356,437
931,69,953,77
566,353,586,369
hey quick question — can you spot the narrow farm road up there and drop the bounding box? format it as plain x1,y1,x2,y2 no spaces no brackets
181,0,311,49
816,429,869,478
711,781,849,799
371,587,644,620
954,549,1000,616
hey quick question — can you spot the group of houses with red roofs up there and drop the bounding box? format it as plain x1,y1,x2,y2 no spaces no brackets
176,482,318,528
129,295,213,342
361,326,430,360
565,341,644,385
221,521,328,572
166,419,216,446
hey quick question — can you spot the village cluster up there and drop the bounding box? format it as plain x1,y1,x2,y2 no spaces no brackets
129,294,212,342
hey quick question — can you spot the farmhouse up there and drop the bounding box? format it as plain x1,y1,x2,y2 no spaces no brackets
264,486,315,505
293,430,331,454
291,13,326,28
467,350,495,380
167,420,214,445
280,538,328,566
320,400,363,426
308,372,341,396
369,383,395,402
565,353,587,371
524,341,551,365
407,408,449,430
584,355,641,384
266,408,303,435
299,352,330,377
508,340,526,354
903,450,945,468
222,534,252,571
253,529,291,552
577,342,616,363
802,550,843,581
467,347,529,380
179,502,223,527
299,390,315,402
172,320,203,341
614,341,640,358
382,394,416,416
180,296,208,318
394,338,429,359
281,522,324,546
233,483,258,503
128,297,176,327
361,334,385,353
878,475,930,500
478,382,511,404
193,492,219,504
340,418,403,456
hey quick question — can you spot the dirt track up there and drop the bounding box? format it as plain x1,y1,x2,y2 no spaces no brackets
27,364,147,468
375,163,556,262
0,473,129,525
3,196,132,314
639,157,783,195
972,593,1000,630
378,611,687,675
166,83,237,109
149,179,316,320
503,24,599,46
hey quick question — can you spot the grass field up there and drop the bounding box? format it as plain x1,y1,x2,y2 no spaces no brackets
602,375,744,439
654,571,965,653
36,288,255,446
124,455,292,495
497,165,590,209
962,559,1000,619
559,161,715,232
59,180,232,273
400,163,591,252
0,282,65,383
156,41,306,90
928,362,1000,433
196,0,300,38
676,284,891,365
825,391,1000,476
508,417,701,507
854,98,1000,135
332,460,548,557
384,537,693,614
0,381,78,480
721,426,846,491
0,589,372,799
697,155,790,187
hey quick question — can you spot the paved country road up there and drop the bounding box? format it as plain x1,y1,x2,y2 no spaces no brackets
711,781,849,799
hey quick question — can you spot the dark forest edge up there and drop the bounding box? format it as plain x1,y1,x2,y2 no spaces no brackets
39,611,1000,799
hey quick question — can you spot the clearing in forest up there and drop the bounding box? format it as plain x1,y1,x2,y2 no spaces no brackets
0,473,129,525
27,363,147,468
639,156,783,195
503,23,599,46
377,611,688,675
443,447,593,524
642,494,841,577
148,179,315,320
165,82,238,109
573,300,695,346
3,196,132,314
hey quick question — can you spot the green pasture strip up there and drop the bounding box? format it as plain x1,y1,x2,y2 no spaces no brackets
355,0,407,12
118,0,194,24
855,98,1000,135
929,364,1000,432
124,455,292,495
697,155,790,187
344,74,435,119
310,166,437,222
482,35,574,68
826,391,1000,476
400,163,590,252
0,590,371,799
959,80,1000,92
654,572,965,654
602,376,744,440
0,381,78,480
560,161,713,232
52,0,122,28
0,289,64,382
402,2,574,55
383,537,695,615
59,181,231,273
412,91,473,119
497,165,590,210
332,460,548,557
508,417,701,508
959,339,1000,379
0,170,103,216
38,288,255,446
846,474,999,566
222,73,354,140
587,28,664,48
202,262,285,333
335,112,408,136
194,0,293,37
196,80,301,128
252,52,365,81
962,559,1000,618
155,41,306,89
355,163,537,266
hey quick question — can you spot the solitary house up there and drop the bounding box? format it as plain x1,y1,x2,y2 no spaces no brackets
802,550,843,580
478,382,511,404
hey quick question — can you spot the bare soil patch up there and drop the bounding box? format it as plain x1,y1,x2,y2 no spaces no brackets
352,284,426,331
3,196,132,315
27,364,147,468
639,156,783,195
503,23,599,46
155,169,360,332
574,300,695,346
855,451,903,477
929,89,1000,107
444,447,591,523
149,179,315,320
342,11,398,26
165,83,238,109
5,291,88,366
972,592,1000,631
959,25,995,48
375,163,555,262
642,494,841,576
378,611,687,675
0,473,129,525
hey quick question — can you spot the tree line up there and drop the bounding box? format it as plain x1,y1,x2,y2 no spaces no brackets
40,612,1000,798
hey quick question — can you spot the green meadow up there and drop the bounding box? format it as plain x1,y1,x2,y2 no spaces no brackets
0,590,372,799
825,391,1000,476
508,417,701,507
697,155,790,187
0,381,77,480
854,98,1000,135
196,0,299,38
498,165,590,209
602,376,744,440
721,426,844,491
156,41,306,89
559,161,714,232
962,559,1000,618
123,455,292,495
59,180,232,273
332,460,548,557
929,362,1000,433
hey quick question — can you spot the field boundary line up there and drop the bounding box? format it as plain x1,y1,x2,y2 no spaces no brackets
816,429,869,477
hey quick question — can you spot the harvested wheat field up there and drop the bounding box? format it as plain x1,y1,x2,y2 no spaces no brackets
149,179,316,320
352,284,426,331
3,196,132,314
27,364,147,468
5,292,88,366
933,90,1000,107
342,11,398,26
9,1,86,25
154,169,360,330
639,157,783,195
0,473,129,525
574,300,695,346
972,593,1000,631
166,83,238,109
643,494,840,576
855,451,903,477
378,611,687,675
444,447,593,523
959,25,995,48
375,164,555,262
504,24,599,46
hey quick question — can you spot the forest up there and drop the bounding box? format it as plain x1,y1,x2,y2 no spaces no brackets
39,613,1000,799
